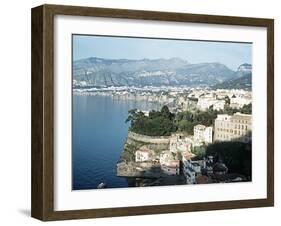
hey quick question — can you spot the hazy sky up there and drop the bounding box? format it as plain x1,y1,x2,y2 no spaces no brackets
73,35,252,70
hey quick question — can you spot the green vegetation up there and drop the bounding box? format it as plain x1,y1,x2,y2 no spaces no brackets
176,110,217,134
126,106,177,136
206,141,252,178
191,145,207,160
221,103,252,115
126,104,252,137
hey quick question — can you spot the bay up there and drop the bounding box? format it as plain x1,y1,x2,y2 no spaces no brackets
72,94,161,190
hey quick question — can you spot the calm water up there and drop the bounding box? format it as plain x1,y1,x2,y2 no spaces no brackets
72,95,160,190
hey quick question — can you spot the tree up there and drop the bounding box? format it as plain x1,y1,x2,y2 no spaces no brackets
192,145,206,160
178,120,196,134
126,106,177,136
225,96,230,105
160,105,174,120
206,141,252,178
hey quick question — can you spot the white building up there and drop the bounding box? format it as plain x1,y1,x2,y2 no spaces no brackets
197,97,215,111
213,100,225,111
230,95,252,109
135,147,153,162
193,125,213,146
197,96,226,111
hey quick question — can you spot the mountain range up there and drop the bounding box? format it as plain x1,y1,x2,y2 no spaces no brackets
73,57,251,89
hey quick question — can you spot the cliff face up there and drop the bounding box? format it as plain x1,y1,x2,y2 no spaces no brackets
116,161,163,178
117,132,170,177
119,131,169,162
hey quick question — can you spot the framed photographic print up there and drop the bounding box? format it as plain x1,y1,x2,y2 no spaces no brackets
31,4,274,221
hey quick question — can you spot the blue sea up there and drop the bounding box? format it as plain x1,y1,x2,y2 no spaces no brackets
72,95,160,190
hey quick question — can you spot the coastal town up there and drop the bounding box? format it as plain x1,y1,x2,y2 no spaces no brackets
74,85,252,186
71,36,253,190
113,87,252,186
73,86,251,113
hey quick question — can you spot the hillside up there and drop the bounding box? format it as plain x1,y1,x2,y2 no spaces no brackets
73,57,236,87
212,73,252,90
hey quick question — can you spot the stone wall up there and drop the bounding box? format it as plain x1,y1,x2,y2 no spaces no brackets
128,131,170,144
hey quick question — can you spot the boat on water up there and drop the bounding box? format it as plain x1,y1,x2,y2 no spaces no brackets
97,182,107,189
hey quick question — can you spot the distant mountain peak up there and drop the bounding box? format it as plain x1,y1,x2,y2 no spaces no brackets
237,63,252,73
212,64,252,91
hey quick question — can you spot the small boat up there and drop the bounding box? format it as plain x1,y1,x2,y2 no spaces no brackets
97,182,107,189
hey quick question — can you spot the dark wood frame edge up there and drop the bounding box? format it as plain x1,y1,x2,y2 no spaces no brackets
31,4,274,221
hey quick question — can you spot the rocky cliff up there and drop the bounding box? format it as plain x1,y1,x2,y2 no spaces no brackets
117,132,170,177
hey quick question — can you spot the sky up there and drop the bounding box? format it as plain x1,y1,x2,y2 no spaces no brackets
73,35,252,70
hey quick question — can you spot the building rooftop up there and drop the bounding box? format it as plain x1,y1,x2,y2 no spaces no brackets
194,124,206,130
164,160,180,168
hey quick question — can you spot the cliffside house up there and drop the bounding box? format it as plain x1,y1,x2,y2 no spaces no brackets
135,147,154,162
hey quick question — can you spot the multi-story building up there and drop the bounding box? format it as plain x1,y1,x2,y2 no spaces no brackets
193,125,213,146
182,151,201,184
214,112,252,143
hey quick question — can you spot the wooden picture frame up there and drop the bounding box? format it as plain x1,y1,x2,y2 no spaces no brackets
31,4,274,221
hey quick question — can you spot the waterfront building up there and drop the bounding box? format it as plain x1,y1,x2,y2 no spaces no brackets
214,112,252,142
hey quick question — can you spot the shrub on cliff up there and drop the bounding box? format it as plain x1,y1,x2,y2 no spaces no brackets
126,106,177,136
